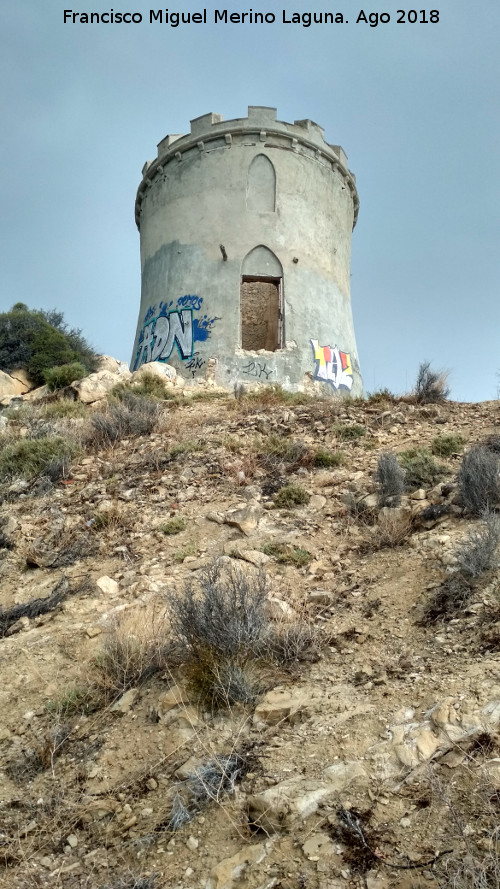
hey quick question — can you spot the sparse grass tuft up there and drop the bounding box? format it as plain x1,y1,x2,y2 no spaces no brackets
313,447,345,467
399,447,447,490
91,607,172,702
367,388,397,404
374,452,406,506
274,484,310,508
167,754,247,829
333,423,365,441
114,372,171,402
457,446,500,515
413,360,450,403
261,542,312,567
160,516,186,535
360,510,413,552
243,384,315,407
431,433,466,457
258,434,311,470
173,544,198,562
169,439,205,458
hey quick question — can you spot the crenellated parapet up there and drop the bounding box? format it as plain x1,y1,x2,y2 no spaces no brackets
135,106,359,230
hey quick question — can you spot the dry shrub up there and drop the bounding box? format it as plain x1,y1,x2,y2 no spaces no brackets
92,605,173,702
413,360,450,403
363,509,413,551
374,451,406,506
455,511,500,579
87,392,161,447
457,447,500,515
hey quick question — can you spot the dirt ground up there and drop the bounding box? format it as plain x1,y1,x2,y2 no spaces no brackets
1,389,500,889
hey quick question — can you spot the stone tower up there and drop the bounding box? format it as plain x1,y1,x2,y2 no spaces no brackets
131,106,362,395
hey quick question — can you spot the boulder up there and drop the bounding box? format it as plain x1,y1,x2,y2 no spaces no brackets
0,369,30,399
247,778,337,834
72,369,132,403
223,500,263,536
206,842,270,889
253,687,308,727
96,355,130,375
131,361,177,384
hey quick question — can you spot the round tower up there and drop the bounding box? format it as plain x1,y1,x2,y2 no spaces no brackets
132,106,362,395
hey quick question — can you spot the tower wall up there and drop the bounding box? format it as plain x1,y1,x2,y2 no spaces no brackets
132,106,362,395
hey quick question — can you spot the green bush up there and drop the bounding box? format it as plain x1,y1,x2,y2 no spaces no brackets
313,448,344,468
333,423,365,441
160,516,186,535
0,436,79,481
0,304,98,385
274,484,310,508
431,434,465,457
399,447,447,489
43,362,87,391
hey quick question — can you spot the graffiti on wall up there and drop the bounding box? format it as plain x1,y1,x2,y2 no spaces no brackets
310,339,353,391
133,296,220,371
241,360,276,380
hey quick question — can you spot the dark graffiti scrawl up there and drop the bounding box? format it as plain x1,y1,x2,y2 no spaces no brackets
133,296,219,370
310,339,353,391
241,360,275,380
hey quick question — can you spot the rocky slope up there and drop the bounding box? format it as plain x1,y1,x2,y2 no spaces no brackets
1,384,500,889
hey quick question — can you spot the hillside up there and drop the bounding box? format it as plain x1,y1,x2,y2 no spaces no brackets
1,383,500,889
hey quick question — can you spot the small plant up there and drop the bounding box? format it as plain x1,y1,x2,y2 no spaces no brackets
262,542,311,567
114,372,170,402
313,448,344,468
366,388,396,404
431,433,466,457
243,384,314,407
274,484,310,508
399,447,447,490
160,516,186,535
333,423,365,441
167,753,247,829
455,511,500,579
374,452,406,506
457,446,500,515
173,544,198,562
46,683,101,718
360,510,413,551
169,439,205,458
0,435,79,481
413,360,450,404
43,361,86,391
42,399,88,419
258,434,311,469
263,621,320,666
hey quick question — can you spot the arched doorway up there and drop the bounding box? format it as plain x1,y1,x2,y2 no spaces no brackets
240,246,283,351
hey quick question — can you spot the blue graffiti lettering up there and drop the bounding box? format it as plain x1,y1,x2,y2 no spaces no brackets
177,294,203,311
134,310,193,369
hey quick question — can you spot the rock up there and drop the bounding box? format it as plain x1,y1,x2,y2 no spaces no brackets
96,355,130,375
264,597,297,622
410,489,427,501
223,500,263,535
253,687,308,727
96,576,120,597
72,369,131,403
234,549,271,567
308,494,327,511
5,616,30,636
206,842,270,889
0,369,31,398
186,836,199,851
302,832,337,859
413,726,442,760
356,493,379,516
131,361,176,383
247,779,336,834
322,761,369,792
66,835,78,849
110,688,139,714
157,685,187,716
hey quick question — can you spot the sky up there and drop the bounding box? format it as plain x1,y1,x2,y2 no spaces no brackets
1,0,499,402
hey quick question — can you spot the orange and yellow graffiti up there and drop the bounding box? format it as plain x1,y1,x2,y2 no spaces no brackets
310,339,353,391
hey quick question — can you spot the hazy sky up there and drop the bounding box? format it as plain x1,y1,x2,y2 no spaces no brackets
2,0,499,401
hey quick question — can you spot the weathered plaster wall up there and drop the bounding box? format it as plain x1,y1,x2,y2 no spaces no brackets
131,106,362,395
